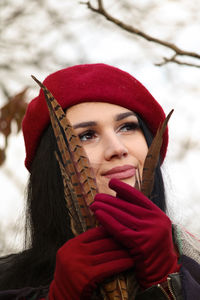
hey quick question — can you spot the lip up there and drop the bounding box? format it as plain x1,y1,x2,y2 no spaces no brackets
102,165,136,180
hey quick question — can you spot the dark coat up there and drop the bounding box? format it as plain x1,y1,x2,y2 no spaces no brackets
0,255,200,299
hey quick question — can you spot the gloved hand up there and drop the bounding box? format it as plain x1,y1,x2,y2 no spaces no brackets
48,226,134,300
90,178,180,289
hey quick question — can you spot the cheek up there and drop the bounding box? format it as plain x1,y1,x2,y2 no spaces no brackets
83,146,114,194
128,134,148,164
82,146,101,177
96,177,116,195
139,138,148,164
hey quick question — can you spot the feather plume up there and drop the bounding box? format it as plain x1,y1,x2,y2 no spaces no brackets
141,109,174,198
31,75,96,231
55,152,84,235
31,75,129,300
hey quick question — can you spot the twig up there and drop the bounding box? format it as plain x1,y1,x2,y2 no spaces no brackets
82,0,200,68
155,54,200,68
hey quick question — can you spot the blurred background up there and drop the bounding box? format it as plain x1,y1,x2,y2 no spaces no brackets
0,0,200,255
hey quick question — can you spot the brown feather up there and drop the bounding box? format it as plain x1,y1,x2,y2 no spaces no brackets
31,75,96,231
141,109,174,198
102,274,128,300
48,99,94,231
49,104,90,233
48,102,86,234
55,152,84,235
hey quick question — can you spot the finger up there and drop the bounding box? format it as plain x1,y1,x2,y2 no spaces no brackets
80,226,109,243
87,236,128,254
93,256,135,281
91,200,144,229
92,193,149,217
92,248,133,265
94,210,139,249
109,178,158,210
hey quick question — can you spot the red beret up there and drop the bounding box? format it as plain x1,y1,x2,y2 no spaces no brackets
22,63,168,171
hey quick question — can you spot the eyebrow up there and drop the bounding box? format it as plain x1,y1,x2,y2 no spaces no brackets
115,111,136,121
72,111,136,129
73,121,97,129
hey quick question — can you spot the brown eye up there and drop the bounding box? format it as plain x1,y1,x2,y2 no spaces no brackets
79,130,97,141
119,122,140,132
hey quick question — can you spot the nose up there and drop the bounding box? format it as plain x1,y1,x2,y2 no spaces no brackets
104,132,128,161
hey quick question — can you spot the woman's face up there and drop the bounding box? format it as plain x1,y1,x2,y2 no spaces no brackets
67,102,148,196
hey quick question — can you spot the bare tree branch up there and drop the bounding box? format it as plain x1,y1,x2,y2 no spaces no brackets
82,0,200,68
155,54,200,68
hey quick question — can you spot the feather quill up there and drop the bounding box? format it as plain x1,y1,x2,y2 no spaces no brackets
32,75,129,300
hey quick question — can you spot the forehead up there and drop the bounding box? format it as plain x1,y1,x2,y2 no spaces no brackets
66,102,136,121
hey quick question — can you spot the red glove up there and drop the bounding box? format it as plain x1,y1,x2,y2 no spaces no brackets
48,226,134,300
90,178,180,289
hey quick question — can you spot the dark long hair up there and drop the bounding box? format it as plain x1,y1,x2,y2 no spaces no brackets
0,115,165,290
0,126,74,290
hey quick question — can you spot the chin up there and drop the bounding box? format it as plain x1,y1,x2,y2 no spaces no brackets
120,177,136,187
97,176,136,196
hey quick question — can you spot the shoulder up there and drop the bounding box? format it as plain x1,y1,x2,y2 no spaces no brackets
0,254,17,273
0,286,49,299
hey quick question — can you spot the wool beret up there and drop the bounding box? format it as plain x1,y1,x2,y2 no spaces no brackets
22,63,168,171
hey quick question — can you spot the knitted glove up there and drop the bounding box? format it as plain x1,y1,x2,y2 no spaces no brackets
90,178,180,289
48,226,134,300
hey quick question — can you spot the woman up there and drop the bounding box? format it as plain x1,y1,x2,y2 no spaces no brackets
0,63,199,299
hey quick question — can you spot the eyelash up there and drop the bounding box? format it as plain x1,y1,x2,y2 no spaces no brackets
79,130,97,141
78,122,140,142
119,122,140,132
